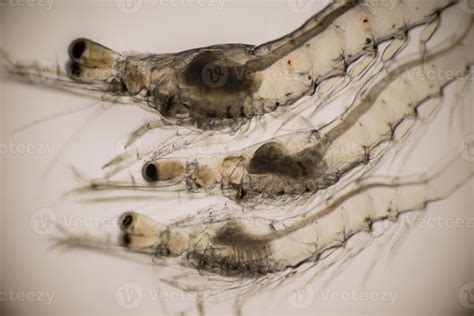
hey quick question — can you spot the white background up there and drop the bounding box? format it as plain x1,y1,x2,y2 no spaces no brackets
0,0,473,315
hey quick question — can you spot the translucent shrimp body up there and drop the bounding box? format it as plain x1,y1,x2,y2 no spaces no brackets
97,23,473,203
117,154,472,277
5,1,459,132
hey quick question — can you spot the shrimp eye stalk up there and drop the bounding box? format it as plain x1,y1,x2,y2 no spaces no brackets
68,38,119,68
142,160,186,183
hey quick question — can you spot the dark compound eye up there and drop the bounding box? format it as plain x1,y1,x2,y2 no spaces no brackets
121,233,131,247
142,162,159,182
68,63,82,78
69,39,86,60
121,214,133,230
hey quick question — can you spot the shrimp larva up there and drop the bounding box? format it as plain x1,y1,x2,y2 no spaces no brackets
2,1,473,316
4,0,458,137
54,151,472,282
85,22,474,204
